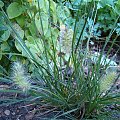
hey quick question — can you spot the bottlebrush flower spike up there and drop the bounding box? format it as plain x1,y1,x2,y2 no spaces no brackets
58,24,73,60
100,72,117,95
11,62,32,93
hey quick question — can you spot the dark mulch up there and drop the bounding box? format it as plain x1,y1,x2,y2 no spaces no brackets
0,82,67,120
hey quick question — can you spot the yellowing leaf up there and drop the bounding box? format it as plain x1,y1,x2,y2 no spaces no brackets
28,0,32,3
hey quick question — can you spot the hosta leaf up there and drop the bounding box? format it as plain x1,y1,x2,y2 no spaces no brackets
11,23,24,52
0,1,4,8
50,0,57,24
35,12,48,35
16,15,25,27
0,25,8,31
28,21,37,36
36,0,49,12
45,27,59,45
1,42,10,51
15,41,23,52
56,5,70,22
7,2,23,19
26,36,43,53
114,5,120,15
98,0,114,8
25,36,44,60
116,0,120,5
11,23,24,39
0,29,10,42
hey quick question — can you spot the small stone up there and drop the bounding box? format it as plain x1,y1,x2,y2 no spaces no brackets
17,110,19,112
25,112,34,120
4,110,10,116
12,112,15,115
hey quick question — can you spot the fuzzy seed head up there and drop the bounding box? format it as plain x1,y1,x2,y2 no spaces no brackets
100,72,117,94
58,24,73,61
11,62,31,92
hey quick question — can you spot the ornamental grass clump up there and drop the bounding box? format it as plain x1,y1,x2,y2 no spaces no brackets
0,0,120,119
11,62,32,93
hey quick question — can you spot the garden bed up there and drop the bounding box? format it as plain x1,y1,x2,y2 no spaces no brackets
0,0,120,119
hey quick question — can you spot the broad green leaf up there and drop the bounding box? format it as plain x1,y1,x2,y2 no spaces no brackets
15,15,25,27
26,36,43,53
36,0,49,12
45,27,59,46
25,30,30,38
9,55,16,61
26,36,35,44
0,1,4,8
56,5,70,22
50,0,57,24
11,23,24,52
114,2,120,15
11,23,24,39
7,2,23,19
15,41,23,52
28,21,37,36
116,0,120,5
0,25,8,31
0,29,10,42
1,42,10,51
25,36,43,60
98,0,114,8
35,12,48,35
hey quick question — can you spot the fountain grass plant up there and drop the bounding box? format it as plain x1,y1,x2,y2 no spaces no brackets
0,0,120,119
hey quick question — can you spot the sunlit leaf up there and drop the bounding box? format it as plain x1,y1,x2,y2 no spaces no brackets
0,29,10,42
7,2,24,19
35,12,48,35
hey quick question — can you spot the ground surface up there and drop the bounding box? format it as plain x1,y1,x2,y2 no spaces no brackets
0,79,120,120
